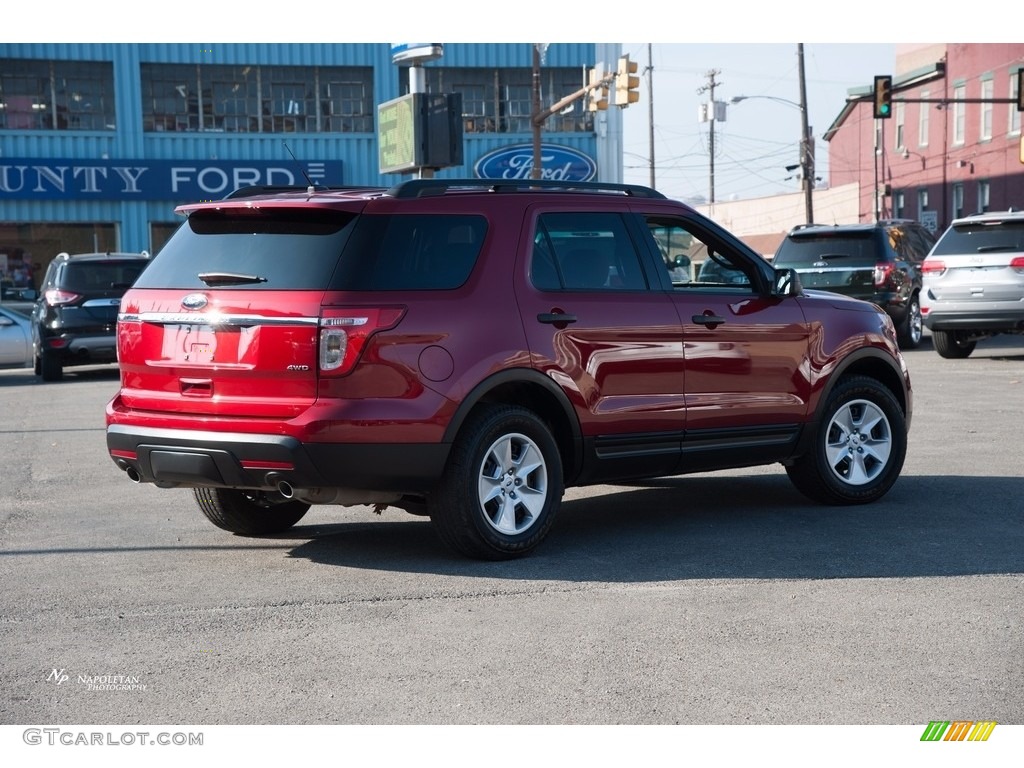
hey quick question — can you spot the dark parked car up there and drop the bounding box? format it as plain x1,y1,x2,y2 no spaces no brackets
772,220,937,350
106,180,912,560
32,251,150,381
921,210,1024,358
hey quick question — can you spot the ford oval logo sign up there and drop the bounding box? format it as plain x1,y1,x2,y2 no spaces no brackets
474,143,597,182
181,293,208,310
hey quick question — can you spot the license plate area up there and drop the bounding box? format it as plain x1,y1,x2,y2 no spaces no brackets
161,323,237,365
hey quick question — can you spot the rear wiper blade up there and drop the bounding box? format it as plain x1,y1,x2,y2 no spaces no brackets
976,245,1019,253
197,272,268,286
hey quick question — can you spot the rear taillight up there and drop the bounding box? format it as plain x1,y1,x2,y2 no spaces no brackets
873,262,896,287
1010,256,1024,271
44,289,81,305
921,259,945,275
319,307,405,375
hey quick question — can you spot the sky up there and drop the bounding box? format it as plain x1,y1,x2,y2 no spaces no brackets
7,2,995,208
617,43,896,204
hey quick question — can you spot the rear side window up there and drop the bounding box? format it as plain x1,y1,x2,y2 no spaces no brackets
133,209,357,290
775,232,884,267
61,261,147,292
931,220,1024,256
530,212,648,291
331,214,487,290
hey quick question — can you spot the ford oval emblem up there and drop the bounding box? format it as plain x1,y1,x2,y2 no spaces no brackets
474,142,597,182
181,293,209,310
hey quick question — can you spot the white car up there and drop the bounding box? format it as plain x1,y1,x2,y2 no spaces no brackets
921,210,1024,358
0,306,33,369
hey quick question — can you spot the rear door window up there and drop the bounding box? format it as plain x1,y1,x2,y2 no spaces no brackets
62,261,147,292
931,219,1024,255
134,209,358,290
775,232,879,267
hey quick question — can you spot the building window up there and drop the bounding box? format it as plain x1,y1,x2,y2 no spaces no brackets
978,180,990,213
415,66,592,134
918,188,929,213
263,67,314,133
0,58,115,130
952,83,966,145
918,89,929,147
1010,70,1021,136
979,77,993,141
895,190,905,219
952,183,964,219
321,75,373,133
209,66,258,132
140,63,373,133
894,101,905,150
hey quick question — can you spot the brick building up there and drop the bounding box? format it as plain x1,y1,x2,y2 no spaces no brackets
826,43,1024,235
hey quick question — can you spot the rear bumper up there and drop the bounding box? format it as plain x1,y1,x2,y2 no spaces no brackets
43,332,119,363
923,309,1024,332
105,424,450,494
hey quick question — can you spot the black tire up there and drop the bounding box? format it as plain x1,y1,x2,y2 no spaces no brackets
429,404,564,560
39,352,63,382
193,488,310,535
786,376,907,505
932,329,976,359
897,293,922,350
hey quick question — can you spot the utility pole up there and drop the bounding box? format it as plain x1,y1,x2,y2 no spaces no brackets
797,44,814,224
532,44,543,181
697,69,722,206
647,43,655,189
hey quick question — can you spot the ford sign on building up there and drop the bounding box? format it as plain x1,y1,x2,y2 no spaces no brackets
474,143,597,182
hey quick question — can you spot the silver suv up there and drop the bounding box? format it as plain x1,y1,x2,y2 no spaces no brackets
921,210,1024,358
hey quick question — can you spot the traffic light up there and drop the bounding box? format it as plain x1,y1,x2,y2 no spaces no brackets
873,75,893,119
586,67,608,112
615,55,640,108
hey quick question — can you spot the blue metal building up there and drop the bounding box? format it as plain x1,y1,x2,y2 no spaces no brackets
0,42,623,286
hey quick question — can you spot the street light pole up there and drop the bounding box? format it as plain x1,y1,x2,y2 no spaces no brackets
729,83,815,224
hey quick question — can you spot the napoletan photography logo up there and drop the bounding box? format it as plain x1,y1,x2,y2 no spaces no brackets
47,668,148,692
920,721,997,742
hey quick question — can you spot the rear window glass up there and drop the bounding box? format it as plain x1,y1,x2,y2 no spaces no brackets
61,261,148,292
330,214,486,290
931,220,1024,256
774,232,882,267
133,209,357,290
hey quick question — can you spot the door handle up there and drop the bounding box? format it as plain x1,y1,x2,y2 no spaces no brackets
537,312,577,325
692,314,725,327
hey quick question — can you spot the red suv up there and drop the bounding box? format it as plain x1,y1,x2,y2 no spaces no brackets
106,180,913,559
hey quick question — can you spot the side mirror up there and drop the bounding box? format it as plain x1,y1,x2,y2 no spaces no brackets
772,267,803,298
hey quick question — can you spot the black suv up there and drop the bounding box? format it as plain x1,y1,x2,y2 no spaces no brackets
772,220,937,349
32,251,150,381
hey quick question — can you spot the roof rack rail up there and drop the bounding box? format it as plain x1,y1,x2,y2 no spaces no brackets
223,184,380,200
385,178,666,200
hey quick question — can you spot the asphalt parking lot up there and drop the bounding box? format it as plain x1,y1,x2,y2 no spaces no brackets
1,333,1022,731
